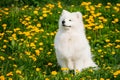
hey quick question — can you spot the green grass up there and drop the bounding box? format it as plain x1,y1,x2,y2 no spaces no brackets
0,1,120,80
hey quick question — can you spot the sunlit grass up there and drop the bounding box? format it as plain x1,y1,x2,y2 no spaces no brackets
0,1,120,80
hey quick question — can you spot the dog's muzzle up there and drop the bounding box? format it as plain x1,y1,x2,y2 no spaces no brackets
62,20,71,27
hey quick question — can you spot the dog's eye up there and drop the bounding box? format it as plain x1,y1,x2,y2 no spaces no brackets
69,19,72,21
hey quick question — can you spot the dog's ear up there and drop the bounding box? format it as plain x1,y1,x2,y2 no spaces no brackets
76,12,83,20
61,10,70,15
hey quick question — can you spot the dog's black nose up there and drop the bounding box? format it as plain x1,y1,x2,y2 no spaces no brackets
62,20,65,24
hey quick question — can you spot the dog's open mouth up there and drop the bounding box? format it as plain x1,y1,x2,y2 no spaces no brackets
62,24,71,27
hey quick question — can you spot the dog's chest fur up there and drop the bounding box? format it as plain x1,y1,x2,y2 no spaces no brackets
56,30,83,59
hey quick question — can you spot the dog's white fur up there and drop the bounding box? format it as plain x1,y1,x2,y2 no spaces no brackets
54,10,97,73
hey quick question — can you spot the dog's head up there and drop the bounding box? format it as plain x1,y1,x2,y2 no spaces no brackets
59,10,83,30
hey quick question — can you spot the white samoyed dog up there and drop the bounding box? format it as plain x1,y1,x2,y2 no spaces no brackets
54,10,97,73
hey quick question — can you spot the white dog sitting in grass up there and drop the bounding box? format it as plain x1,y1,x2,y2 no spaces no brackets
54,10,97,73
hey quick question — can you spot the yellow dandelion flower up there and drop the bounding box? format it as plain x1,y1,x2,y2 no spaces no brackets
115,45,120,48
48,62,52,66
16,70,22,74
39,47,43,51
3,45,7,49
8,78,12,80
49,12,52,15
36,68,41,72
39,16,43,20
64,77,69,80
100,78,104,80
105,39,110,43
2,24,7,30
90,6,95,11
112,14,115,17
100,55,104,58
51,44,54,46
11,58,15,60
47,52,51,55
113,7,119,12
2,24,7,27
113,70,120,76
81,2,91,6
98,17,104,20
58,1,62,8
114,75,117,78
86,6,90,11
96,13,102,17
12,33,17,40
108,43,113,46
30,42,36,47
6,30,13,33
105,6,110,8
14,28,20,32
4,40,8,43
21,20,27,25
75,69,80,74
114,18,119,22
7,72,13,76
12,33,16,37
112,21,115,24
4,12,9,15
8,37,12,41
45,78,49,80
37,23,41,27
50,32,54,36
115,39,120,43
25,17,30,21
39,42,43,46
51,71,57,76
32,27,40,33
0,75,5,80
103,19,107,23
46,33,50,36
42,10,49,13
107,2,112,6
94,26,99,30
83,15,88,19
8,56,12,59
42,7,47,11
87,36,91,40
116,3,120,6
29,55,37,61
88,68,93,72
40,28,44,32
61,67,69,71
33,10,38,15
95,3,102,8
43,13,47,17
25,51,31,55
24,5,29,8
98,49,102,53
35,7,40,11
21,7,25,10
35,50,40,56
0,56,5,61
111,51,115,55
71,5,74,7
4,8,9,11
13,64,17,68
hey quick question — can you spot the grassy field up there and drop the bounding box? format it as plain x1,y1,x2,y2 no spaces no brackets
0,1,120,80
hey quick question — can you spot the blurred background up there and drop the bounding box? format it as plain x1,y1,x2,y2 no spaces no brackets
0,0,120,7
